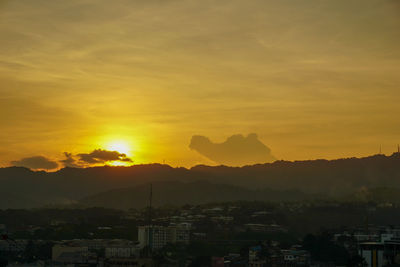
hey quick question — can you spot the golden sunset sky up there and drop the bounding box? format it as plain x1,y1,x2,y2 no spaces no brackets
1,0,399,168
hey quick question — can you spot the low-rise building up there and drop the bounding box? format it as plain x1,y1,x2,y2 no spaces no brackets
281,249,310,265
359,242,384,267
0,239,27,254
105,246,139,258
358,230,400,267
104,258,154,267
244,223,286,233
52,245,89,264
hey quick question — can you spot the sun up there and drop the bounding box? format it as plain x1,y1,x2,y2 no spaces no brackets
106,140,131,156
96,135,141,166
103,139,134,166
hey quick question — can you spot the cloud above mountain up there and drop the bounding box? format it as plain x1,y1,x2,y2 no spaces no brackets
189,133,276,166
77,149,132,164
60,152,80,168
11,156,58,170
59,149,133,167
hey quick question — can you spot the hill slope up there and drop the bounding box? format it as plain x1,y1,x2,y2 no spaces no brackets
79,180,310,209
1,153,400,208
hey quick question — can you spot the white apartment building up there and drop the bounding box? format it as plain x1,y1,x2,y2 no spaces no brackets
138,224,190,250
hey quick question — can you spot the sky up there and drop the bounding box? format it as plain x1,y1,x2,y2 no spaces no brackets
0,0,400,169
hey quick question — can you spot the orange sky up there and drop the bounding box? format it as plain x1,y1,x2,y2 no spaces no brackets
1,0,400,168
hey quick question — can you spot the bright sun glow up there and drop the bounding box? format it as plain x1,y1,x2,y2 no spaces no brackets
103,139,135,166
106,141,131,156
108,161,130,167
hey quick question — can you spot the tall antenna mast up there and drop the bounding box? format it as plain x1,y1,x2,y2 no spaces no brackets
398,144,399,153
147,183,153,256
380,145,382,155
148,183,153,226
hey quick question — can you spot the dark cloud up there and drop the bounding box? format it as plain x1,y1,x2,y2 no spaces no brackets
189,133,276,166
77,149,132,165
11,156,58,170
59,149,133,168
60,152,80,168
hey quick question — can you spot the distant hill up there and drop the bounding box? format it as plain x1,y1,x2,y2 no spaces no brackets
0,164,187,208
190,153,400,195
79,180,310,210
1,153,400,208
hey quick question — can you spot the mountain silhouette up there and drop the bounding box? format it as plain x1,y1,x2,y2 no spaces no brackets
1,153,400,208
